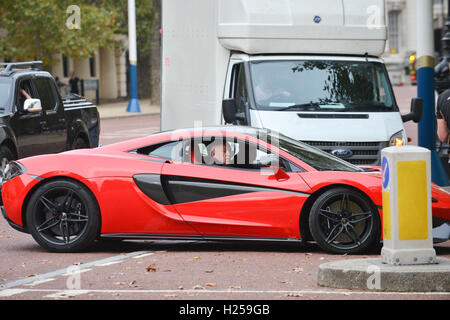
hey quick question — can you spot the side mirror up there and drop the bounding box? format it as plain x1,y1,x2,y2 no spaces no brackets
401,98,423,123
222,99,245,124
23,99,42,113
259,154,290,181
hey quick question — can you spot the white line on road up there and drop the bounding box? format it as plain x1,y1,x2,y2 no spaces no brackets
0,289,29,297
0,250,152,291
1,288,450,298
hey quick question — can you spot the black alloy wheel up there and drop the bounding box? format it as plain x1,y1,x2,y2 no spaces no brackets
26,179,100,252
309,187,380,254
71,137,89,150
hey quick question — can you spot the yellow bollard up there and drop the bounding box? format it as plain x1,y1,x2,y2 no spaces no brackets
381,146,436,265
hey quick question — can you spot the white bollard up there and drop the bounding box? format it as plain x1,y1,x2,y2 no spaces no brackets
381,146,437,265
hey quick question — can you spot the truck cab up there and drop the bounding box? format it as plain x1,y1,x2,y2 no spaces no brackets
222,54,421,165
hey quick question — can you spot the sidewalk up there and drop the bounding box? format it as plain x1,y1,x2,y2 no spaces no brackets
96,98,160,119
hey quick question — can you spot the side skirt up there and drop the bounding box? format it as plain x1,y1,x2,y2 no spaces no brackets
100,233,303,243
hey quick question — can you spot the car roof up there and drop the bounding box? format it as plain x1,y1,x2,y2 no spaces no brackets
99,126,280,153
0,69,52,79
0,61,51,79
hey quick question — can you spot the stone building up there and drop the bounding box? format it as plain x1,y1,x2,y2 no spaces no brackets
51,35,129,102
383,0,448,85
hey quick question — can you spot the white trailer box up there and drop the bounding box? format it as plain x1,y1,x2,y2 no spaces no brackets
162,0,386,131
217,0,386,56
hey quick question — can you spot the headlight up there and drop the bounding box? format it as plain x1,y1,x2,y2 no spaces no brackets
0,161,26,185
389,131,406,146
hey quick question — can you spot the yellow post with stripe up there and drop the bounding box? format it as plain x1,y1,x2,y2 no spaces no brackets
381,146,436,265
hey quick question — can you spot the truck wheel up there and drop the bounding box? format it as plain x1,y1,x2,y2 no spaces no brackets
26,179,100,252
0,146,15,167
71,137,89,150
308,187,380,254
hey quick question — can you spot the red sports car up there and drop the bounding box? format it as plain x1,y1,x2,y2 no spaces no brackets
1,127,449,254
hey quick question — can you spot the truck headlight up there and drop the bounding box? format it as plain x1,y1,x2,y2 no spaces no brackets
389,131,406,146
0,161,26,185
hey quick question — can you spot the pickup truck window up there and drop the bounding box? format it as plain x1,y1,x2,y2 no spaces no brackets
34,77,57,111
0,78,12,111
250,60,398,112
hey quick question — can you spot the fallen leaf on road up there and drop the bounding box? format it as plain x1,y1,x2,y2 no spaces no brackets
128,280,138,287
285,293,303,297
193,285,204,290
146,264,157,272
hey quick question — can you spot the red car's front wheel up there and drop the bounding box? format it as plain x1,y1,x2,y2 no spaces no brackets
26,179,100,252
308,187,381,254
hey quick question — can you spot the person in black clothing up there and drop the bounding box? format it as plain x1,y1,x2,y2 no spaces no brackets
437,89,450,143
69,72,80,95
55,76,68,96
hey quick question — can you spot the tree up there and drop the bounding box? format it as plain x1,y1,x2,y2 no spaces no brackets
0,0,119,66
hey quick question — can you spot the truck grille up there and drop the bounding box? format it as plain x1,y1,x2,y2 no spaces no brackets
302,141,389,165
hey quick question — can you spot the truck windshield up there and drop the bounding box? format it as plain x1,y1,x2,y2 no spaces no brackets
250,60,397,112
0,78,12,111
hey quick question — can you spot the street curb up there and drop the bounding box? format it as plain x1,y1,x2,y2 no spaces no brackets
318,257,450,292
99,112,160,120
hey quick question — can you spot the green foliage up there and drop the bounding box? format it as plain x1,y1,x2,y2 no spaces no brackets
0,0,153,64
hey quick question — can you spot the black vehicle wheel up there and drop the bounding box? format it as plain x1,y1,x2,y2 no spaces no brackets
0,146,15,166
309,187,380,254
71,137,89,150
26,179,100,252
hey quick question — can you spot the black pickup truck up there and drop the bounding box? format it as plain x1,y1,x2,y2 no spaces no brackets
0,61,100,164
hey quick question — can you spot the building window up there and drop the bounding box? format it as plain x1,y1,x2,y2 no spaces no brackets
89,57,96,77
388,11,400,54
62,55,68,77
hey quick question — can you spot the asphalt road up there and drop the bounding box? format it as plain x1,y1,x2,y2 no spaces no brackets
1,92,449,302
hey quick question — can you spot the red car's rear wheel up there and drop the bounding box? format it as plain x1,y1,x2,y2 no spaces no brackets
26,179,100,252
308,187,380,254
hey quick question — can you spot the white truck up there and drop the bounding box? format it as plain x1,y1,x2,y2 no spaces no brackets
161,0,422,166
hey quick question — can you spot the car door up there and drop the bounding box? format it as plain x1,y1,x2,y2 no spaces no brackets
9,77,48,158
33,77,67,153
160,137,312,239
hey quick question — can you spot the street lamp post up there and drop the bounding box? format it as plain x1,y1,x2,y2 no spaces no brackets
417,0,449,186
127,0,141,113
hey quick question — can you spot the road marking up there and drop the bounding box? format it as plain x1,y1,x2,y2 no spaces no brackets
1,288,449,298
0,250,152,291
62,268,92,276
44,290,90,299
24,278,56,287
96,261,124,267
132,252,154,259
0,289,29,297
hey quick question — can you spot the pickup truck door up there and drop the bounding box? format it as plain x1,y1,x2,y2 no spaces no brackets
9,77,48,158
33,77,67,153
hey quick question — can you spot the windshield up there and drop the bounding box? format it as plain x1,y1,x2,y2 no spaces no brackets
250,60,396,112
0,78,12,111
265,131,363,172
